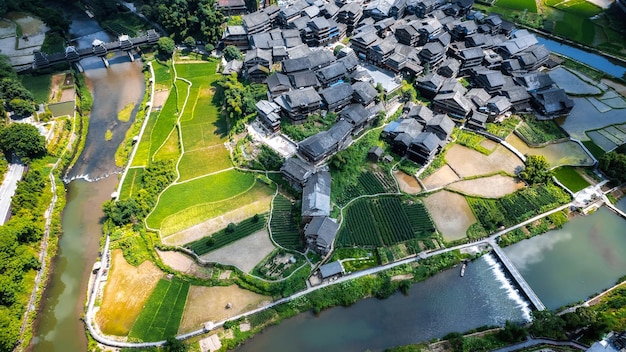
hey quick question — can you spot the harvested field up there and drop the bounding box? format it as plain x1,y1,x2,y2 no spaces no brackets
447,175,525,198
200,230,275,273
157,249,212,279
506,134,594,167
95,250,163,336
162,189,274,243
152,90,170,109
445,144,523,178
179,285,270,333
394,170,422,194
423,191,476,242
422,164,460,189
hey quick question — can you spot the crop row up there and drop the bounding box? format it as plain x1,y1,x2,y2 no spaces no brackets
186,215,267,255
336,172,394,206
270,196,303,251
128,278,189,341
337,197,436,247
468,184,570,232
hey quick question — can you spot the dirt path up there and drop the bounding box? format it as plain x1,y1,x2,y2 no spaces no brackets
95,250,163,336
447,175,525,198
424,191,476,242
179,285,270,333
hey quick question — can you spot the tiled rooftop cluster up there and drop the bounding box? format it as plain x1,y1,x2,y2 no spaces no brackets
221,0,574,255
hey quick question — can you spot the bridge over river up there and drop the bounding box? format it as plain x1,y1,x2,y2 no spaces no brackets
32,29,160,70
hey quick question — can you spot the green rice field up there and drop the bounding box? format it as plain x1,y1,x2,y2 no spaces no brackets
495,0,537,12
553,166,591,192
128,278,189,341
146,169,256,229
119,167,145,200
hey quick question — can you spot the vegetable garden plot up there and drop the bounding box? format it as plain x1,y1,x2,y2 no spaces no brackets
269,195,303,251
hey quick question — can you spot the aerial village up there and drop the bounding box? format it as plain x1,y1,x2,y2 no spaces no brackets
219,0,574,278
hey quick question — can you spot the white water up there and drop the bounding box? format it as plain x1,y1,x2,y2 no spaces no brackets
484,253,532,321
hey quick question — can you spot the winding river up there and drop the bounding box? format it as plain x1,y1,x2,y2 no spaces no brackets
29,7,145,351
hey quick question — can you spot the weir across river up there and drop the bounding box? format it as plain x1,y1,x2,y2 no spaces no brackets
490,242,546,311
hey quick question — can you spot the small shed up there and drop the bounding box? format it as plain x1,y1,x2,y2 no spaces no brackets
368,146,384,162
319,261,344,280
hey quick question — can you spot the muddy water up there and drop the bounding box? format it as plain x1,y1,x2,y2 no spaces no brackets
30,8,146,348
65,59,145,181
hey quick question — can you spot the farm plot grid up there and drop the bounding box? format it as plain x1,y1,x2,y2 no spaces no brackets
128,278,189,341
335,171,398,206
269,195,303,251
467,184,570,232
337,196,435,247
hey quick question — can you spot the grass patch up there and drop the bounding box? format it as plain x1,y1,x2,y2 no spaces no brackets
117,103,136,122
455,130,493,155
516,115,568,145
185,215,268,255
120,167,145,200
128,278,189,341
152,61,173,88
148,88,181,159
40,31,65,54
553,166,591,192
105,129,113,141
582,139,605,159
147,169,256,228
281,113,338,142
19,73,51,103
486,116,520,139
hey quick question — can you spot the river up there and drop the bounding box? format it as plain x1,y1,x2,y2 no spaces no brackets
29,6,145,351
504,202,626,310
236,255,530,352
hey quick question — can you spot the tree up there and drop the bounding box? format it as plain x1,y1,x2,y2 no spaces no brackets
599,151,626,183
183,36,196,48
0,123,46,161
0,78,34,102
223,45,243,61
226,223,236,233
519,155,552,184
156,37,176,58
529,310,566,339
164,336,188,352
8,99,35,117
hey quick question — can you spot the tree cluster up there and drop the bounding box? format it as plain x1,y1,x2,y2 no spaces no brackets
103,161,176,226
140,0,224,45
217,73,267,132
0,169,46,352
0,123,46,162
0,0,70,34
599,151,626,184
0,56,36,119
519,155,552,185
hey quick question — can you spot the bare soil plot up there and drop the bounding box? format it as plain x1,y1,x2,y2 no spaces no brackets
179,285,270,333
162,192,274,244
95,250,163,336
393,170,422,194
506,134,594,166
199,229,275,273
152,90,170,109
423,191,476,242
447,175,525,198
422,164,460,189
445,144,523,178
156,249,212,279
199,334,221,352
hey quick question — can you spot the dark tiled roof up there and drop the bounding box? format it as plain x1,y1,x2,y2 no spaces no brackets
284,87,322,107
281,157,314,183
319,260,343,278
266,72,292,92
305,216,339,248
352,81,378,104
320,83,354,106
289,71,320,88
341,103,371,125
411,132,441,153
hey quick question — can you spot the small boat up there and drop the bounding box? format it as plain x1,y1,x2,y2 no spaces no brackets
460,262,467,277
